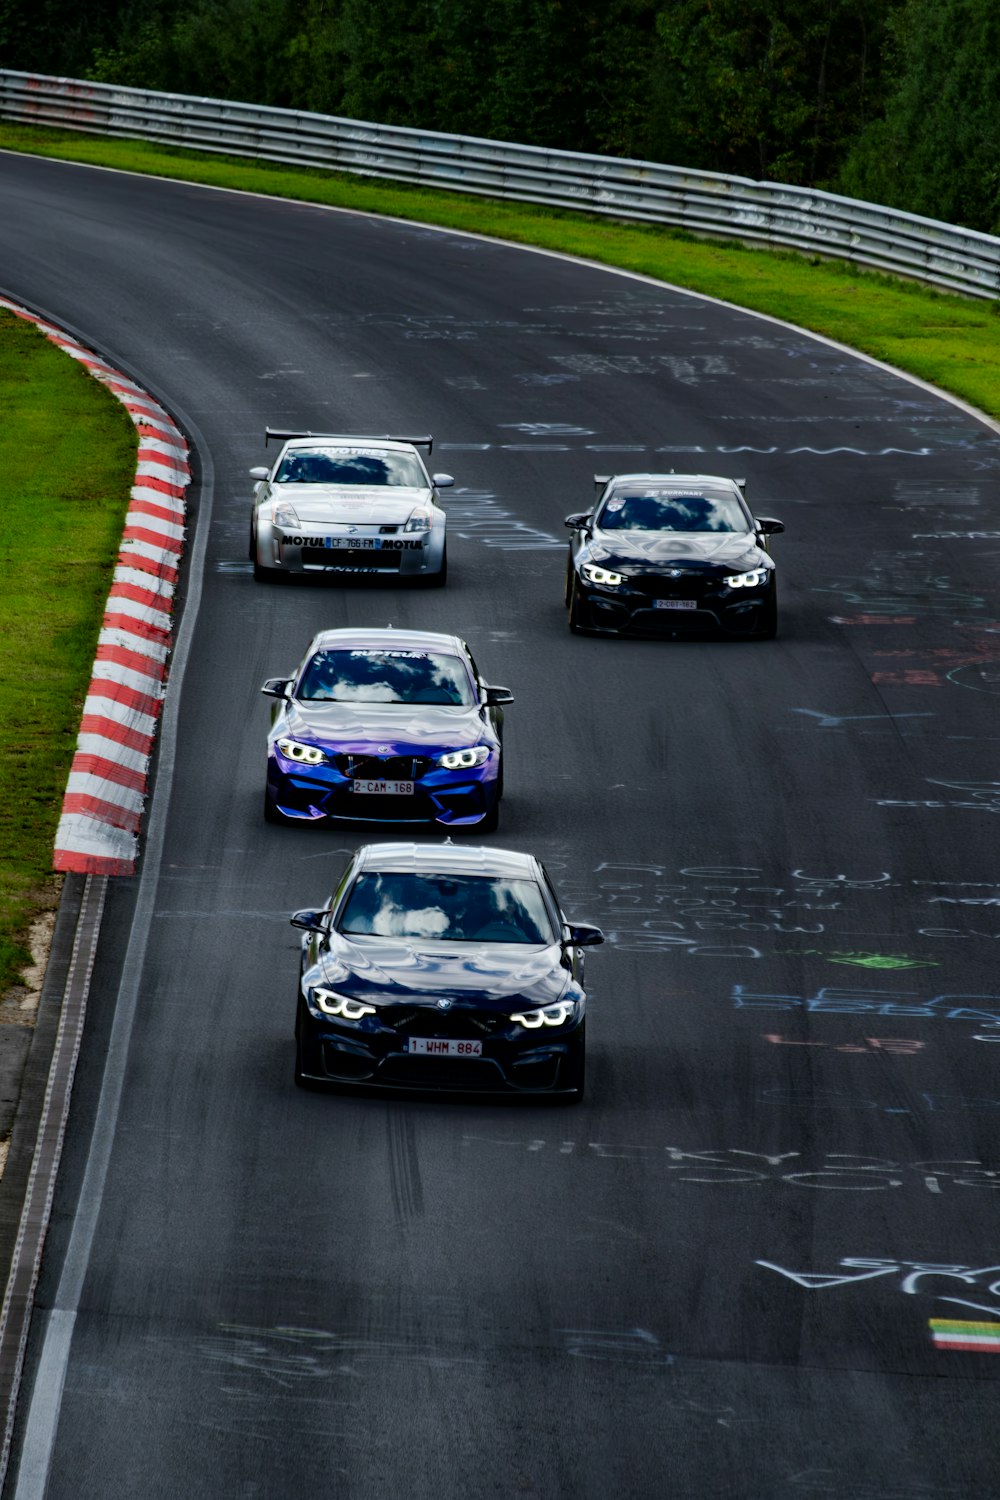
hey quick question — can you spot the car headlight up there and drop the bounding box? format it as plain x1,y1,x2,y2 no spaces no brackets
581,562,623,587
276,737,330,766
311,986,376,1020
723,568,769,588
510,1000,577,1029
437,746,490,770
404,510,432,532
273,503,300,528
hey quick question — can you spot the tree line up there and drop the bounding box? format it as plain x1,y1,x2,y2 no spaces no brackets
1,0,997,234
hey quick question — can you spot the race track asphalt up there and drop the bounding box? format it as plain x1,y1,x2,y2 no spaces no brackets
1,150,999,1498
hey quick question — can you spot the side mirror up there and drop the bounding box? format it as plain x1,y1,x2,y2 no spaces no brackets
432,473,454,488
290,908,330,932
484,685,514,706
261,677,292,698
563,923,604,947
755,517,784,536
249,466,270,481
564,512,592,531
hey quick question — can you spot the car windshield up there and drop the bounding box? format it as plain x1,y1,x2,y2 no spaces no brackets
339,872,555,943
598,490,750,533
274,448,427,487
296,648,475,705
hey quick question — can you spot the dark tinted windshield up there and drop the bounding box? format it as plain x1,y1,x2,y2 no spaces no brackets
598,490,750,533
339,872,555,943
297,649,475,705
275,448,426,487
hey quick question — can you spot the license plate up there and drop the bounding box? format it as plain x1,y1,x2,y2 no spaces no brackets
406,1038,483,1057
333,537,381,549
351,780,414,795
654,598,697,611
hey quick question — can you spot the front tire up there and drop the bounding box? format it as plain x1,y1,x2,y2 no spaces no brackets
294,1005,323,1090
562,1026,586,1103
756,591,778,640
567,576,589,634
294,1036,323,1090
251,525,271,580
422,541,447,587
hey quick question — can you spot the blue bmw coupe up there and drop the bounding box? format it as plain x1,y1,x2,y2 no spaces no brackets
261,627,512,830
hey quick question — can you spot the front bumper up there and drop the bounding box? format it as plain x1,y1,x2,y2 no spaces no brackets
259,523,445,577
267,754,499,825
575,572,774,636
296,1003,584,1094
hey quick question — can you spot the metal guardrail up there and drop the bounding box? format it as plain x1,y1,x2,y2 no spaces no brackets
3,69,999,300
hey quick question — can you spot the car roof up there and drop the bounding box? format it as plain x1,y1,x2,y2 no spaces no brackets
605,473,743,489
353,842,541,880
304,626,470,656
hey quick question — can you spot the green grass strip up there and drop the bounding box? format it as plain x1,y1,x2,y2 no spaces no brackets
3,121,1000,418
0,306,136,997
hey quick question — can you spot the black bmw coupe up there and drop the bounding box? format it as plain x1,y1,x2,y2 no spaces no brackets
292,841,603,1100
565,473,784,638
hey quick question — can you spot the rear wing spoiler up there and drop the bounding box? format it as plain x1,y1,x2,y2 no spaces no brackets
266,427,434,453
594,473,748,491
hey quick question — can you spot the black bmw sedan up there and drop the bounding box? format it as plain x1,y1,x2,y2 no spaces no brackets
292,842,603,1100
565,473,784,638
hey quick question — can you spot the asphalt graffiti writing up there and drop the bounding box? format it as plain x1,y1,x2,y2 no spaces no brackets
756,1258,1000,1347
759,1086,1000,1114
876,779,1000,814
559,1327,675,1366
790,708,935,730
761,1034,925,1054
540,861,1000,957
193,1323,482,1385
786,951,938,970
757,1256,1000,1295
547,862,908,959
815,558,991,622
444,488,563,550
460,1139,1000,1191
733,984,1000,1022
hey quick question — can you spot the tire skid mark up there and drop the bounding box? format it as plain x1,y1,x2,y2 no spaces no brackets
387,1107,424,1223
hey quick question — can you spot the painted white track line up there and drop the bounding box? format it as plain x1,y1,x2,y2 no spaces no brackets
0,298,190,876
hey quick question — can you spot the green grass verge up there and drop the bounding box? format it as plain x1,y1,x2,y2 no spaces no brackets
0,307,136,995
3,121,1000,418
1,118,998,994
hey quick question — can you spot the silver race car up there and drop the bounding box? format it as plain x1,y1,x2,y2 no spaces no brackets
249,429,452,584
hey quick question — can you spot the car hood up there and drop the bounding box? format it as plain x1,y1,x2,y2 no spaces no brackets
590,532,767,571
270,483,432,524
312,936,573,1010
277,701,486,753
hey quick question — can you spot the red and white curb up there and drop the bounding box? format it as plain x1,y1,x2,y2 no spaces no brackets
1,299,190,876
